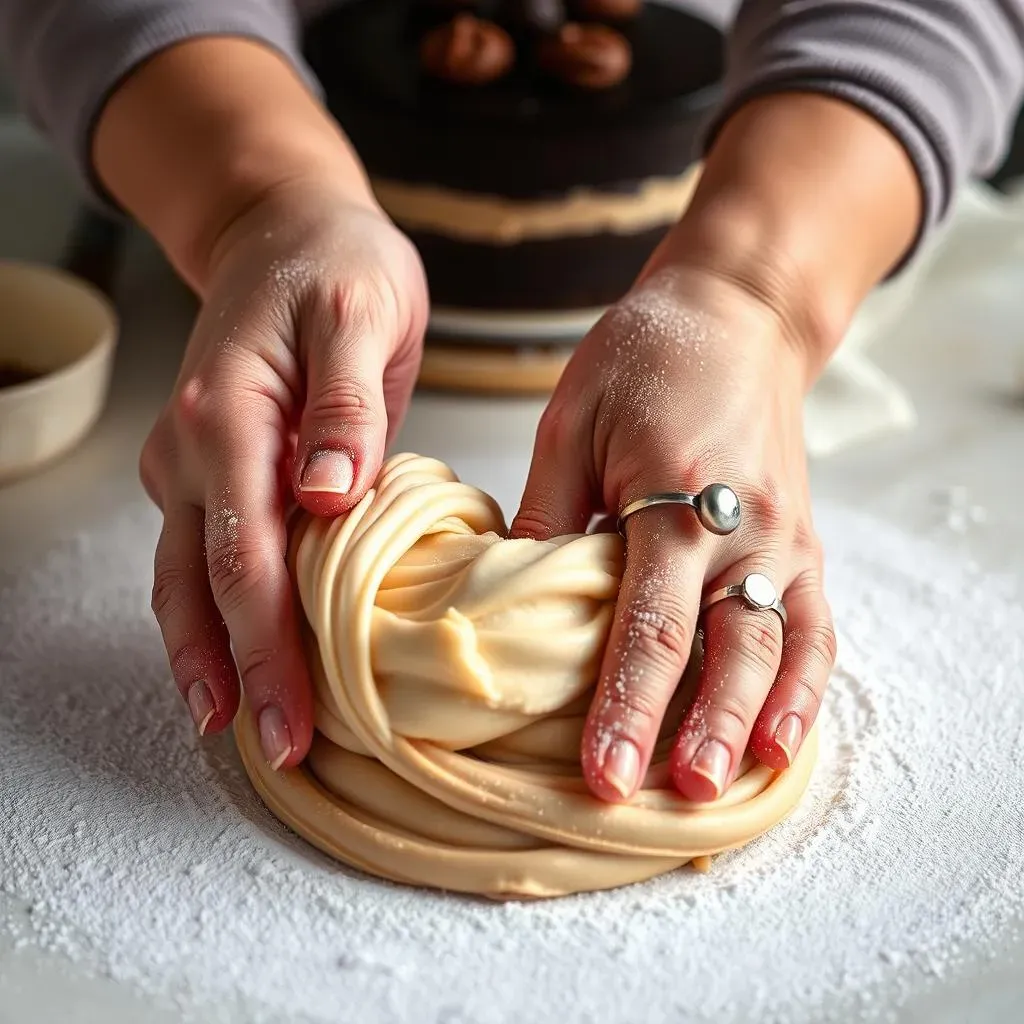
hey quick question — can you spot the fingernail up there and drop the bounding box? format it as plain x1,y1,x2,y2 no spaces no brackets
603,737,641,799
774,714,804,767
300,450,354,495
186,680,215,736
258,705,293,770
690,738,731,799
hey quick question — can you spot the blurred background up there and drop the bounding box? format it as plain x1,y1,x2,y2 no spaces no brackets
0,60,89,268
2,49,1023,278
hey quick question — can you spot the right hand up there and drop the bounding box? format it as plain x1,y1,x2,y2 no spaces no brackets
139,178,429,769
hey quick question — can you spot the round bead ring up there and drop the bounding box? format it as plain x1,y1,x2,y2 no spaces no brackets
617,484,742,538
700,572,788,628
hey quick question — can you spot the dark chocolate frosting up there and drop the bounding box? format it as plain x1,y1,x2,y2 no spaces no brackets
303,0,724,196
407,226,670,310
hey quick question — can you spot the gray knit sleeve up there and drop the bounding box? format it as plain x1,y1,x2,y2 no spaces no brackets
0,0,315,202
706,0,1024,256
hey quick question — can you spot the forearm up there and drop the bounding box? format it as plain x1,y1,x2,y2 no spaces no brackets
650,0,1024,382
0,1,311,184
716,0,1024,238
0,0,375,289
92,36,376,291
652,92,920,380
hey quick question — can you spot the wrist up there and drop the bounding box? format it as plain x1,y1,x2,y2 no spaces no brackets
93,37,379,291
647,93,922,381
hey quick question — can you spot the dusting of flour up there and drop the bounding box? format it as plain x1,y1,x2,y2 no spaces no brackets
1,500,1023,1024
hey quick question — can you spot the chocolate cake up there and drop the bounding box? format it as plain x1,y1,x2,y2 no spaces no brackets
304,0,724,344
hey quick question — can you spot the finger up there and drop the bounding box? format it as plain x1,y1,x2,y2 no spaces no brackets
193,380,315,770
139,418,174,511
381,341,424,448
510,397,595,540
749,574,836,770
671,562,786,802
151,503,240,735
581,510,710,802
293,291,394,518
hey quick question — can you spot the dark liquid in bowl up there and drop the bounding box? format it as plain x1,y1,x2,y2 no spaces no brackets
0,363,44,389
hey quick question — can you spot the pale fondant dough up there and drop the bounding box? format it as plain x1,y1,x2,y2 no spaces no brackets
235,454,818,899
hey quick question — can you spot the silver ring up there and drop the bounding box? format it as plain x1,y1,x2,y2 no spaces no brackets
617,484,741,537
700,572,788,627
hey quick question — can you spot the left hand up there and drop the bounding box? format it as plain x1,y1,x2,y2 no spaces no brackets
511,264,837,802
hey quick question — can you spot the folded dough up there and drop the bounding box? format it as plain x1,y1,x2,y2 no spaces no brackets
235,453,818,898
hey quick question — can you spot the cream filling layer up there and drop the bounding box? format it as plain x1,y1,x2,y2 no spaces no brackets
371,165,702,245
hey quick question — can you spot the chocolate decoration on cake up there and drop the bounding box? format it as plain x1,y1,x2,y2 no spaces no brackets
418,0,634,93
304,0,723,324
571,0,643,21
420,14,515,84
537,22,631,89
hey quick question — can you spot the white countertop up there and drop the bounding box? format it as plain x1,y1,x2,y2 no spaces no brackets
1,119,1023,1023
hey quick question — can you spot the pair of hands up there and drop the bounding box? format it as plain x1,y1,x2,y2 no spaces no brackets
140,173,835,805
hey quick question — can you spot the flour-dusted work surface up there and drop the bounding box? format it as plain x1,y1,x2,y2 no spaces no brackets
2,134,1024,1021
2,495,1024,1024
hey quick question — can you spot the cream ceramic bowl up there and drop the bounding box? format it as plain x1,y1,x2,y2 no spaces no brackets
0,260,118,484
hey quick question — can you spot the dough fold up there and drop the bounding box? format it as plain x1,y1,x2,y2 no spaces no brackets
235,453,818,898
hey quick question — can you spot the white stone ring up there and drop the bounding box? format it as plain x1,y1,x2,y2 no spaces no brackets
700,572,788,628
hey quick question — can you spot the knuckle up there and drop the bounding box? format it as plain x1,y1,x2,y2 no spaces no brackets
205,535,271,616
606,684,664,731
330,275,394,337
150,559,189,624
620,601,694,668
536,398,579,454
178,380,223,449
139,439,159,497
746,478,788,534
788,674,825,710
704,694,755,736
175,375,271,451
606,438,717,507
235,645,278,683
305,376,379,429
804,619,838,669
139,427,173,506
666,451,717,491
733,616,784,673
786,567,824,600
172,377,206,434
791,520,821,561
510,509,558,539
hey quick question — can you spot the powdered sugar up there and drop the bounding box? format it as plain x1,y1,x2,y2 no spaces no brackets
929,485,989,534
582,276,717,434
1,499,1022,1024
268,255,320,292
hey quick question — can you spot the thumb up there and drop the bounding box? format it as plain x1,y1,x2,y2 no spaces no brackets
509,400,595,540
293,323,390,519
